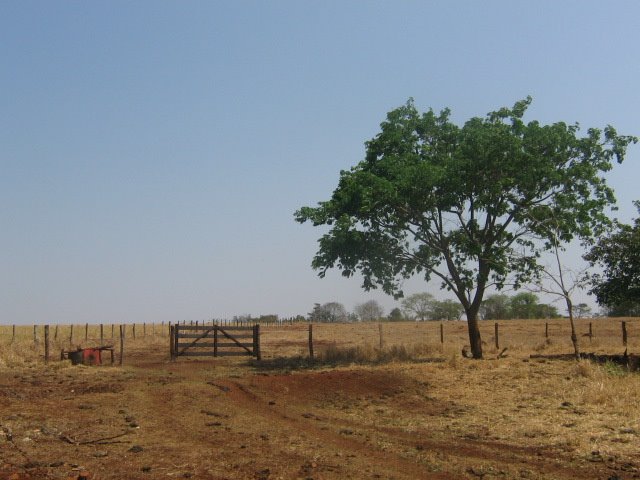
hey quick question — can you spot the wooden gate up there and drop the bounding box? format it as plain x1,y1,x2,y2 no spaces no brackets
170,324,261,361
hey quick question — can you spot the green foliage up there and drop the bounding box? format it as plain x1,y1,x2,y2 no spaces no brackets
400,292,463,320
480,292,559,319
602,300,640,317
509,292,540,319
585,202,640,313
480,294,511,320
572,303,591,318
308,302,348,322
354,299,385,321
401,292,434,320
429,299,463,320
387,307,404,321
602,360,628,377
296,98,636,358
537,303,559,319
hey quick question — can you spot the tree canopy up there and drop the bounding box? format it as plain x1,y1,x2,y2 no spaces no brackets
354,299,385,321
308,302,348,322
585,202,640,314
429,299,464,321
387,307,404,321
296,97,636,358
479,294,511,320
401,292,434,321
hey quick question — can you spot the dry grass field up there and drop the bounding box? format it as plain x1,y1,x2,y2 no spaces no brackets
1,319,639,479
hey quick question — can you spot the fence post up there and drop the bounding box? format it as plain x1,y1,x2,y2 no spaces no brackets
54,324,58,341
100,324,104,343
253,324,261,361
378,322,384,350
622,321,628,347
70,324,74,344
440,322,444,344
214,325,218,357
11,325,15,344
545,322,549,338
143,322,146,337
308,324,314,360
119,325,125,366
589,322,593,342
132,323,136,340
85,323,88,341
33,325,38,346
494,322,499,350
111,324,115,339
44,325,50,364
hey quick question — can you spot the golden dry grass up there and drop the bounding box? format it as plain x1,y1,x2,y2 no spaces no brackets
1,317,639,373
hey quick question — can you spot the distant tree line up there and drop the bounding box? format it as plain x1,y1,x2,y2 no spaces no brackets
305,292,587,323
242,293,597,325
400,292,581,321
479,293,559,320
308,300,388,322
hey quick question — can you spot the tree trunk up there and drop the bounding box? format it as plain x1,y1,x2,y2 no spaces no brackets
466,309,483,359
565,297,580,359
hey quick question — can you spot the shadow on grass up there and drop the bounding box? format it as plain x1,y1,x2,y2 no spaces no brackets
530,351,639,372
247,350,445,372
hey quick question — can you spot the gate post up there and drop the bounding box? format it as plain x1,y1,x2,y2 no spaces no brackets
169,325,175,360
174,325,179,357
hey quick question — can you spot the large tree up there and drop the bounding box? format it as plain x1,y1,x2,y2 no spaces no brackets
480,294,511,320
509,292,540,319
354,299,385,321
401,292,434,321
296,98,636,358
387,307,404,321
429,299,464,321
585,202,640,313
308,302,348,322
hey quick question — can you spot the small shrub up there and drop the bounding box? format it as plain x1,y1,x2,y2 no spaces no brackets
602,360,628,377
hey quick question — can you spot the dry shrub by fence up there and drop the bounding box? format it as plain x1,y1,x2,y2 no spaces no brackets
0,318,638,367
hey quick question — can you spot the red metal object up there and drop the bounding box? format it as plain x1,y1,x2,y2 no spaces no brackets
81,348,102,366
61,346,114,365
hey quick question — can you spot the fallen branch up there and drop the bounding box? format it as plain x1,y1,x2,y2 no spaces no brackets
497,347,508,359
60,431,130,445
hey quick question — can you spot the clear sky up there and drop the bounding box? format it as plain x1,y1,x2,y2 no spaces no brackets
2,1,639,324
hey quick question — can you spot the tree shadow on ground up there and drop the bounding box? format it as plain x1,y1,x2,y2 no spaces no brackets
245,354,445,373
530,351,639,371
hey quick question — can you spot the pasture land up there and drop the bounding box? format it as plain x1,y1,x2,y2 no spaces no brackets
1,319,639,479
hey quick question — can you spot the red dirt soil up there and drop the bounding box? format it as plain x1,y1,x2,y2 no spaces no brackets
1,350,639,479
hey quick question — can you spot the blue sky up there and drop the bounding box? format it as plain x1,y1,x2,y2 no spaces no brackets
2,1,639,324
